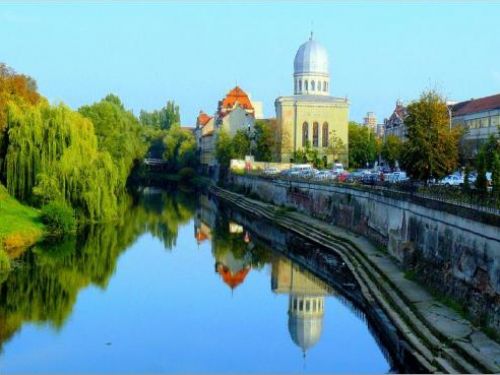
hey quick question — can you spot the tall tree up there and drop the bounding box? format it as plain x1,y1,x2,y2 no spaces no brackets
327,130,347,165
348,122,377,168
163,125,197,170
381,135,404,168
401,90,462,182
139,100,180,130
253,120,276,162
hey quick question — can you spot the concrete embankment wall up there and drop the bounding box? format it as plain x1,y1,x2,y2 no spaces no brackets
230,175,500,333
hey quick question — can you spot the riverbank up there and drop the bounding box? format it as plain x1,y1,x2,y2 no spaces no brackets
0,184,45,267
211,185,500,373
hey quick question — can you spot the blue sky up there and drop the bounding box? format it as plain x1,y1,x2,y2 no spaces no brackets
1,2,500,124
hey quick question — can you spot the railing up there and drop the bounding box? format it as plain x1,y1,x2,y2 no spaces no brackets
238,171,500,216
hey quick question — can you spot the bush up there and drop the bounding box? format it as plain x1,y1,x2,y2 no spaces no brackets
0,248,10,272
178,167,196,181
41,202,76,236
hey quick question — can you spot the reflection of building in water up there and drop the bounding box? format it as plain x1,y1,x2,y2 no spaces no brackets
215,251,251,290
271,257,333,355
194,195,217,244
228,221,243,234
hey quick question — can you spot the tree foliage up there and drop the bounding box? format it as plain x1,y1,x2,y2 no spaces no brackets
139,100,180,130
348,122,377,168
215,130,235,170
401,90,461,182
327,130,347,165
78,94,147,186
254,120,276,162
382,135,403,168
163,124,197,171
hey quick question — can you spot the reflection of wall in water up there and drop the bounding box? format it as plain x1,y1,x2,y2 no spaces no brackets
272,257,333,355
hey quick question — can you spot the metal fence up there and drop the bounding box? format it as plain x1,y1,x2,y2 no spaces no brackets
240,171,500,215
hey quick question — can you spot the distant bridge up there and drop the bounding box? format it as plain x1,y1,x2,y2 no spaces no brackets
143,158,168,167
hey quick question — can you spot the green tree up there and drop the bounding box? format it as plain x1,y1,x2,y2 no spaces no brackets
491,152,500,194
348,122,377,168
481,134,500,171
139,100,180,131
462,165,471,192
215,130,235,171
328,130,347,166
163,125,197,170
382,135,403,168
401,90,462,182
79,94,147,186
232,129,251,159
254,120,276,162
475,150,488,193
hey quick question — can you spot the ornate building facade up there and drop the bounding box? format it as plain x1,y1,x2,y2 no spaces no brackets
195,86,256,174
275,34,349,164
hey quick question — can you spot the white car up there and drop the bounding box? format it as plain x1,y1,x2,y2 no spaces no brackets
315,170,335,181
439,174,464,186
385,171,409,183
263,167,280,175
332,163,344,174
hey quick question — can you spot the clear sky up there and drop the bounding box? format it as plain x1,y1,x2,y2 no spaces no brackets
1,2,500,124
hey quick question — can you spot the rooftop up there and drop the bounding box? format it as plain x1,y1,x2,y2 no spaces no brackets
452,93,500,117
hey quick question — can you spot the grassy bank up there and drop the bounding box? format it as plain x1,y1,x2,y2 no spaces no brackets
0,184,45,267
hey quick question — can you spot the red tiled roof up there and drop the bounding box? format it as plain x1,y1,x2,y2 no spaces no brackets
219,86,254,111
452,93,500,117
216,264,251,290
197,111,213,127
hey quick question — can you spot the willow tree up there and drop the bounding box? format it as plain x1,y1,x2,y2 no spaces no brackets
79,94,147,188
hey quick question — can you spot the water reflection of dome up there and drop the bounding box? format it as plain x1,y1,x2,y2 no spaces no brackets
288,295,325,353
271,257,331,355
215,251,251,290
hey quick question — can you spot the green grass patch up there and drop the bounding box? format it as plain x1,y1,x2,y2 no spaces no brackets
0,183,45,253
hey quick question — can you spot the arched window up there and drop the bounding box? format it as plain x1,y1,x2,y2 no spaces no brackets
305,80,308,91
294,80,297,93
323,81,327,92
322,122,329,147
299,80,302,92
313,122,319,147
311,80,315,91
302,122,309,147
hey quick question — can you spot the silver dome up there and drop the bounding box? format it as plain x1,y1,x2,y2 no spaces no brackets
293,37,329,75
288,313,323,352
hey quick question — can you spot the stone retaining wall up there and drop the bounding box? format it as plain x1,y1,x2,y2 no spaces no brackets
230,174,500,333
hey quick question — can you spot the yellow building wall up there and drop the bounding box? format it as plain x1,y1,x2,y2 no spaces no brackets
276,99,349,165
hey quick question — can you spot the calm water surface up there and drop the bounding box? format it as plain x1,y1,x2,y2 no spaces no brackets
0,188,391,373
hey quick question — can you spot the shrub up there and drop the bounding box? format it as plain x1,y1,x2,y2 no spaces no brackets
0,248,10,272
178,167,196,181
41,202,76,236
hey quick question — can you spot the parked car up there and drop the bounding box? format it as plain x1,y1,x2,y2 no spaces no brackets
289,164,314,177
337,171,350,183
263,167,280,175
385,171,409,183
314,170,335,181
332,163,344,174
361,173,379,185
439,174,463,186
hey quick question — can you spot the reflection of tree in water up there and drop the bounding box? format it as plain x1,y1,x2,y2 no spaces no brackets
0,188,195,352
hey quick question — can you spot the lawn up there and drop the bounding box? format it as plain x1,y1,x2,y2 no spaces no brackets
0,184,45,254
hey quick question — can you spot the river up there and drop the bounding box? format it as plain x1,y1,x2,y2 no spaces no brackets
0,187,397,373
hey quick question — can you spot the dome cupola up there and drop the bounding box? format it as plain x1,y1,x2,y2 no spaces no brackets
293,33,330,96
